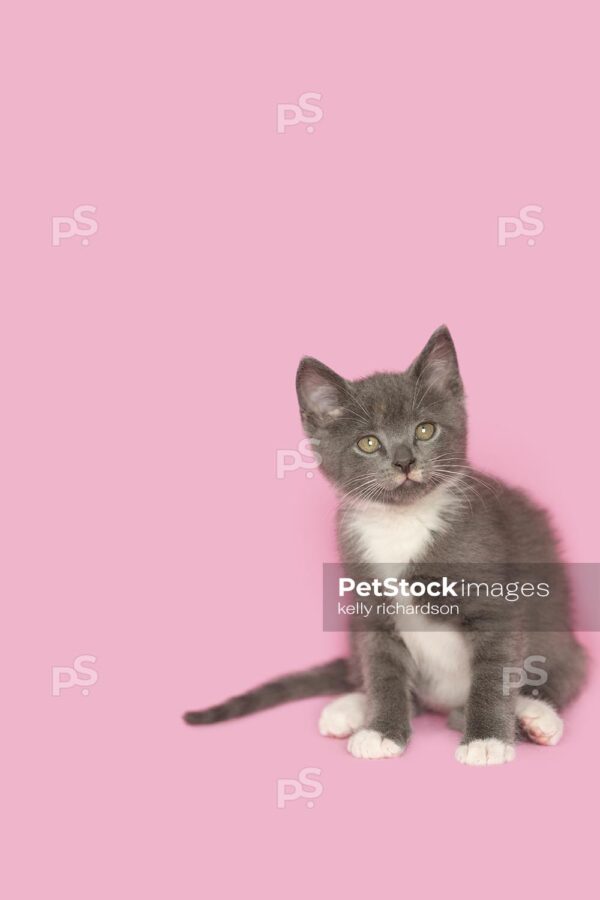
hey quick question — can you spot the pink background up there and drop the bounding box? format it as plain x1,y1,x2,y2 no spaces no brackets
3,2,599,898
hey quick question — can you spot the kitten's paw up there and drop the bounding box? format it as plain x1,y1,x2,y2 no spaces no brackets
347,728,405,759
516,697,563,746
319,692,366,738
455,739,516,766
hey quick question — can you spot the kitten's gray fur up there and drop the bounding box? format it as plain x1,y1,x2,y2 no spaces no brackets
184,327,586,753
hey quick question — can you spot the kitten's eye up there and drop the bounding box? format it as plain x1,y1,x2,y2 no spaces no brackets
415,423,436,441
357,435,381,453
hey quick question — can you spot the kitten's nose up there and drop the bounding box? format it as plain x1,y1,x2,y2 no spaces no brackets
392,448,416,473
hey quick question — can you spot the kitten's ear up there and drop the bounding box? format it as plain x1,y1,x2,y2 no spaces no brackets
296,357,348,427
409,326,463,397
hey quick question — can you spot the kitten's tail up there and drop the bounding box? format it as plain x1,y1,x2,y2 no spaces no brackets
183,657,351,725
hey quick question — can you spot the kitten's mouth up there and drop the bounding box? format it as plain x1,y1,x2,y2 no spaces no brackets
382,476,424,495
351,472,431,506
389,471,425,488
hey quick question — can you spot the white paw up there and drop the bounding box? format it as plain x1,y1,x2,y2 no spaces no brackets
347,728,405,759
455,739,516,766
516,696,563,746
319,692,366,738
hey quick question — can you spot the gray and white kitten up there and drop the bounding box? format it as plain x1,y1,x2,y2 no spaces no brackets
185,326,587,765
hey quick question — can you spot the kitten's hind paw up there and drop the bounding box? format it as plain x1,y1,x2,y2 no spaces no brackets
347,728,405,759
455,739,516,766
319,692,366,738
516,697,563,746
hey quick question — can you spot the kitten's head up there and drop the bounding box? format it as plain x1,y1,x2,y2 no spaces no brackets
296,326,467,507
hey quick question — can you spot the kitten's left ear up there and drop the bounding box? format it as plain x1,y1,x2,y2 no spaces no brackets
409,325,463,397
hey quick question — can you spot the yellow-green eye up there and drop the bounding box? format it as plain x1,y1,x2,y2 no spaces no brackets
357,435,381,453
415,422,435,441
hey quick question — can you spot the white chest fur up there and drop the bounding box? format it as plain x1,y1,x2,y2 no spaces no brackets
401,619,472,711
345,483,458,567
344,485,471,712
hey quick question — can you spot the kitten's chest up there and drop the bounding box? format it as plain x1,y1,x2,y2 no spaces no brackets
352,511,433,567
343,490,471,711
344,491,454,567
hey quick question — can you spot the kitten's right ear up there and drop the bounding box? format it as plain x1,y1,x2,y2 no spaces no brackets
296,357,348,427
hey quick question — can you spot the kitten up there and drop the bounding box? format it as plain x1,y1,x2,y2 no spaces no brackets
184,326,587,765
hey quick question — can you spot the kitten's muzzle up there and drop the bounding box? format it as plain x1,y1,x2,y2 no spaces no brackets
386,468,425,489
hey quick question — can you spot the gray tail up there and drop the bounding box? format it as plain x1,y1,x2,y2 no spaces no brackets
183,657,351,725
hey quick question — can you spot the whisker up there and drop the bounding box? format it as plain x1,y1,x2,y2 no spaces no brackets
429,466,500,497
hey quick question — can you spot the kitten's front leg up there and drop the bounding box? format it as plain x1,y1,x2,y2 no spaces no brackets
456,633,519,766
347,631,413,759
